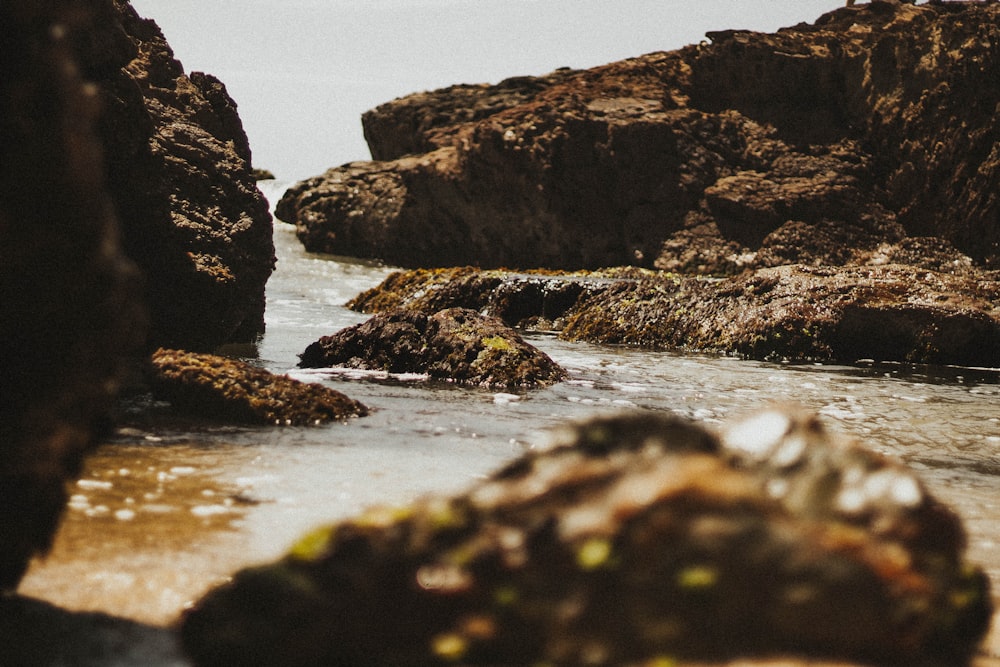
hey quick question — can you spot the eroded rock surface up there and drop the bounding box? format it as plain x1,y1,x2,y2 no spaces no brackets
0,2,144,591
181,409,991,666
278,2,1000,272
98,0,274,350
149,349,367,425
344,264,1000,366
298,307,566,389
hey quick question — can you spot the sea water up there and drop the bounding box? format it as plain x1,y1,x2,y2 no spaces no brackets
17,0,1000,659
21,183,1000,648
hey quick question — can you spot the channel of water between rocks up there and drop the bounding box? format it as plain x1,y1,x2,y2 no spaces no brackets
17,182,1000,663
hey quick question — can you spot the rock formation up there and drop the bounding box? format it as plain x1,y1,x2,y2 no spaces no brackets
0,1,145,590
299,307,567,389
180,409,991,666
345,264,1000,366
277,2,1000,274
0,0,278,591
99,0,275,350
149,349,368,425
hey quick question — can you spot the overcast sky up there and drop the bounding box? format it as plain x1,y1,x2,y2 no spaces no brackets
129,0,843,180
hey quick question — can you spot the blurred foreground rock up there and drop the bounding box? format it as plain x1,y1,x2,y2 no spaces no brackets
298,307,566,389
181,409,991,666
149,349,367,425
0,2,144,591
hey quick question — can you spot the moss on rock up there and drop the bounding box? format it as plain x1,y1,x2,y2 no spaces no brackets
149,349,367,425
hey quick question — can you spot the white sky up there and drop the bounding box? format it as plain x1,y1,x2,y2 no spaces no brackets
129,0,842,180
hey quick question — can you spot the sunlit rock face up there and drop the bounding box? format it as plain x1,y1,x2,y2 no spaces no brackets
181,409,991,666
278,2,1000,273
0,1,144,590
97,0,275,350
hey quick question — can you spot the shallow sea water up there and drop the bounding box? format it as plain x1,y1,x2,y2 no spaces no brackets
18,182,1000,661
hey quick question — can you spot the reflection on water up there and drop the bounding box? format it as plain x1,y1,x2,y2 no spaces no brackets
20,184,1000,659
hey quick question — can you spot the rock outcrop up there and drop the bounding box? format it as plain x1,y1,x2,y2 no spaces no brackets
150,349,368,425
277,2,1000,273
98,0,274,350
0,1,144,590
298,308,566,389
345,264,1000,366
180,409,991,666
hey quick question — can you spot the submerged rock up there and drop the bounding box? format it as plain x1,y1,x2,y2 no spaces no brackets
180,409,991,666
150,349,367,425
0,2,144,591
298,308,566,389
278,2,1000,272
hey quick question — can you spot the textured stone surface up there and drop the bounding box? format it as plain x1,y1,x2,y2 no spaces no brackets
298,307,566,389
278,2,1000,272
181,409,991,666
149,349,368,425
343,264,1000,366
0,1,145,591
99,0,274,350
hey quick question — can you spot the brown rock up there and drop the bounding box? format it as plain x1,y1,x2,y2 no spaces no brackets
150,349,367,425
342,264,1000,367
180,410,991,666
278,2,1000,272
0,1,144,590
298,307,567,389
96,0,275,350
562,264,1000,366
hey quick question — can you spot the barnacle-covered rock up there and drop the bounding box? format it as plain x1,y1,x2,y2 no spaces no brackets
149,349,367,425
180,409,991,666
298,307,566,389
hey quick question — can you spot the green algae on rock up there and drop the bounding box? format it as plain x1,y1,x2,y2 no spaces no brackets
180,409,991,666
298,307,567,389
561,264,1000,366
344,264,1000,367
149,349,367,425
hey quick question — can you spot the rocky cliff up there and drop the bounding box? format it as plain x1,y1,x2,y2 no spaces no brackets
100,0,275,350
278,1,1000,273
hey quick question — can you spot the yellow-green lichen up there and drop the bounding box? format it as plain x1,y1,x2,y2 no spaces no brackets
431,632,468,661
493,585,520,606
287,525,335,562
576,537,614,571
676,564,719,590
481,335,515,352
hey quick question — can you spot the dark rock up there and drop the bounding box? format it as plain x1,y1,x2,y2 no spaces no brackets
298,308,566,389
149,349,367,425
180,409,991,666
94,0,275,350
0,595,184,666
561,264,1000,366
0,1,145,591
343,264,1000,366
278,3,1000,272
346,266,639,331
